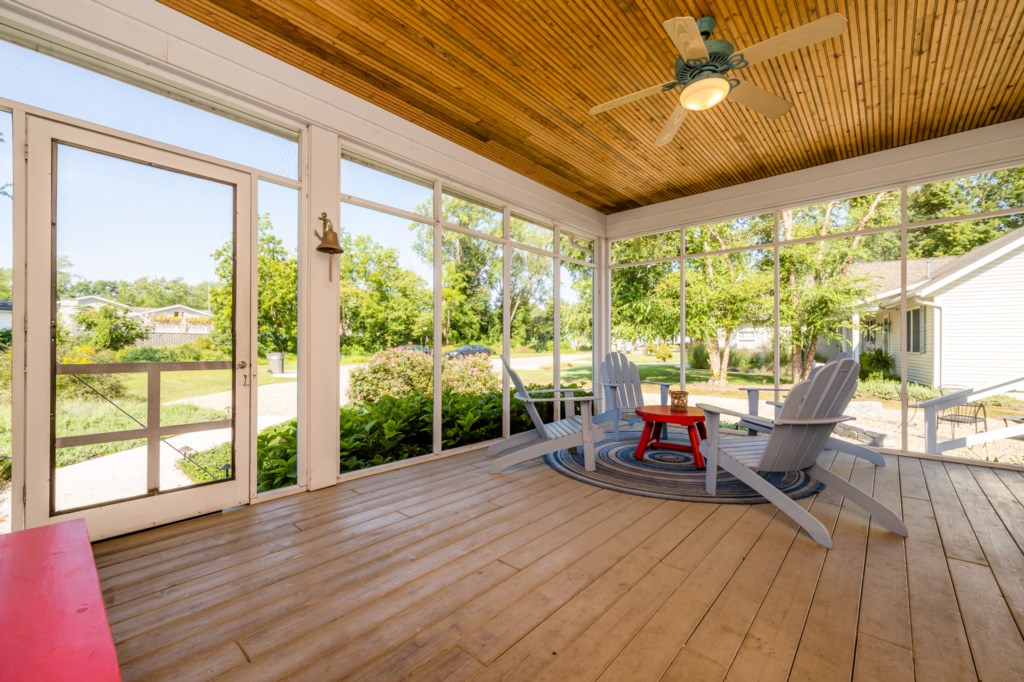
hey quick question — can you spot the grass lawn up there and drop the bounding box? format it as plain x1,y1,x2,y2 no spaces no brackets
121,366,295,402
517,361,779,392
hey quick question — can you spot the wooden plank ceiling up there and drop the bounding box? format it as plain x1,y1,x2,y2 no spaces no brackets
158,1,1024,214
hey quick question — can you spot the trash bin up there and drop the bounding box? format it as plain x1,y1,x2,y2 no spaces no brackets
267,352,284,375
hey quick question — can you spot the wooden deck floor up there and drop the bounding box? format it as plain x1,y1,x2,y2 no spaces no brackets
93,450,1024,681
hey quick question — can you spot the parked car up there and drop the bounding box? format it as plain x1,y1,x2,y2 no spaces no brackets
392,345,430,354
444,344,493,360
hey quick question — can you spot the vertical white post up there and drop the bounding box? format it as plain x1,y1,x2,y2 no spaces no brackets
851,312,861,359
432,180,443,454
10,109,27,531
924,406,938,454
679,228,686,389
502,208,511,437
306,125,341,490
900,186,909,454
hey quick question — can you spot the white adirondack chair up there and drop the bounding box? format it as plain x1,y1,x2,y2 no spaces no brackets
699,358,907,548
594,352,671,439
736,355,886,467
487,359,603,473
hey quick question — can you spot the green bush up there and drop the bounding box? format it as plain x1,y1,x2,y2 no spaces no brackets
348,349,500,402
859,348,895,379
653,343,672,362
729,349,770,372
119,342,221,363
0,349,11,398
56,345,126,402
0,329,12,351
856,376,940,402
687,344,709,370
443,355,500,395
180,383,589,490
348,348,433,403
78,305,149,350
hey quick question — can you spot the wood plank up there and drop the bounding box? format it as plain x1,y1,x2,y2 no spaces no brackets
596,504,782,681
723,451,848,682
112,476,588,666
902,495,977,681
897,455,930,501
272,497,666,681
853,453,913,679
945,463,1024,633
947,558,1024,681
94,449,1024,682
472,503,717,681
787,456,874,681
408,647,483,682
919,459,987,565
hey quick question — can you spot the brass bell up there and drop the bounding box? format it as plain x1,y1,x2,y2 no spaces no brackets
314,212,343,280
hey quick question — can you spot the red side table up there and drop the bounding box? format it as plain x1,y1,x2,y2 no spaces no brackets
633,405,708,469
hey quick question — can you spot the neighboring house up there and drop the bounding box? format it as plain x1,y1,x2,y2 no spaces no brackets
822,227,1024,389
0,300,11,331
58,296,214,346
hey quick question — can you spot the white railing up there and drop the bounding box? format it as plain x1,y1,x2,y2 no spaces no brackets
917,375,1024,454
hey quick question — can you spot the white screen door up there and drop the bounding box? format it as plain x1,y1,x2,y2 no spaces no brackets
24,117,254,540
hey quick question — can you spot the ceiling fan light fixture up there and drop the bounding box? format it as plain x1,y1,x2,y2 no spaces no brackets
678,76,731,111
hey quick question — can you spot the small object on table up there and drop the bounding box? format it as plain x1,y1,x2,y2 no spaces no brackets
633,404,707,469
669,389,689,411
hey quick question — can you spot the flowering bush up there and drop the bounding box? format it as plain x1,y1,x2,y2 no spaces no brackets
348,348,433,403
348,349,500,403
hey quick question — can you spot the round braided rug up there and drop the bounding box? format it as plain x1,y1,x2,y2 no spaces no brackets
543,431,824,504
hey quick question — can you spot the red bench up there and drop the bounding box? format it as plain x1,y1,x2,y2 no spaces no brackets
0,519,121,681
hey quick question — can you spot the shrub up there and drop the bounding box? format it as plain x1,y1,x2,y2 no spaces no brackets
56,345,126,401
0,349,11,398
180,382,591,489
78,305,149,350
653,343,672,362
348,348,433,403
0,329,11,351
728,349,768,372
119,343,216,363
443,355,500,395
859,348,895,379
856,376,940,402
348,349,500,402
687,343,709,370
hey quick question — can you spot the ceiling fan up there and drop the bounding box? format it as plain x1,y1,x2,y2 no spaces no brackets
590,14,848,146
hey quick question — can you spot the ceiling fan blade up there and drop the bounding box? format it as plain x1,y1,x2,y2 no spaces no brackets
663,17,709,61
590,82,675,115
737,13,848,67
729,79,793,119
654,105,689,147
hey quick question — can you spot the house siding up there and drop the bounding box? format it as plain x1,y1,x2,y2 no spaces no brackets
890,307,935,386
933,246,1024,390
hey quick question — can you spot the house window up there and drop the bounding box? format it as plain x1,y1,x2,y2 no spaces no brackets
906,308,925,353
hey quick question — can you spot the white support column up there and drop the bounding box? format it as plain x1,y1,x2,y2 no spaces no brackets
10,108,27,532
306,125,341,490
850,312,861,358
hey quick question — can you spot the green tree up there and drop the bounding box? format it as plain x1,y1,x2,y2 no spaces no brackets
77,305,149,350
210,214,298,355
684,216,774,386
560,262,594,350
338,229,431,352
411,197,555,349
67,276,211,310
779,192,898,382
908,166,1024,257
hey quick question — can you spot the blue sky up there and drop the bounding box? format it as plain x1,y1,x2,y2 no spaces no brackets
0,41,302,286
